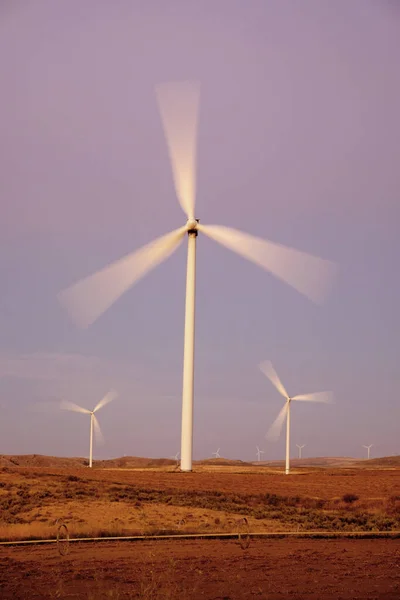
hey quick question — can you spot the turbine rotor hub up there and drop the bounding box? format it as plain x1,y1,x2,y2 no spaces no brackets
187,218,199,235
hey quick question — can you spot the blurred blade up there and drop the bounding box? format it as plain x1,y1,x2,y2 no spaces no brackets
199,224,337,304
93,389,118,413
60,401,90,414
155,81,200,220
93,415,104,445
259,360,289,399
291,391,334,403
58,226,186,328
266,403,288,441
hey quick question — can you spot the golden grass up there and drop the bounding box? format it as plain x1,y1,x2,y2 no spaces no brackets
0,499,291,541
1,464,399,542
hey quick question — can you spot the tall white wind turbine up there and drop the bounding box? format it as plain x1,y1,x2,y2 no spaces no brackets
296,444,306,459
256,446,264,462
260,361,333,475
57,81,336,473
212,448,221,459
60,390,117,468
362,444,373,460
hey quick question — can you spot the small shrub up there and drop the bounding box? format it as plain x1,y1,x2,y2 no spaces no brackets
342,493,359,504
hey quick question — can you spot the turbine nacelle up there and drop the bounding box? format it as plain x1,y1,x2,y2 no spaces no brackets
186,218,199,233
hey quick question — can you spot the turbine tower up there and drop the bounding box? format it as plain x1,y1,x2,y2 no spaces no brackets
260,361,333,475
57,81,336,473
212,448,221,459
296,444,306,459
60,390,117,467
362,444,373,460
256,446,264,462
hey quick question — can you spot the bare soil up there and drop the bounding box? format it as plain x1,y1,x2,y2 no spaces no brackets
0,538,399,599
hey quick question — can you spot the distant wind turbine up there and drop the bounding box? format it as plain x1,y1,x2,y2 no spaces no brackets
212,448,221,459
256,446,264,462
57,81,336,473
60,390,117,468
260,361,333,475
296,444,306,459
362,444,373,460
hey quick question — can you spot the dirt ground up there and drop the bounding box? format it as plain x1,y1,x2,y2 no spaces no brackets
6,465,399,498
89,466,400,497
0,538,399,599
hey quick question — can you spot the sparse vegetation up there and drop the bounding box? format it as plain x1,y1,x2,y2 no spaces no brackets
342,493,359,504
0,463,399,542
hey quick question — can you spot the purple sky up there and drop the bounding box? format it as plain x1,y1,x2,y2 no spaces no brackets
1,1,399,461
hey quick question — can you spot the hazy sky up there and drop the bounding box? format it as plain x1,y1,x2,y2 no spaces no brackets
1,1,399,461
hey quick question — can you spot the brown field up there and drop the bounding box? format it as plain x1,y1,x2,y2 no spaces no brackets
1,457,400,598
1,538,400,599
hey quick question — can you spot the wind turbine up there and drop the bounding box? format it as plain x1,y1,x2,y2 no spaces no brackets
362,444,373,460
256,446,264,462
170,451,180,465
260,361,333,475
60,390,117,468
296,444,306,459
57,81,337,473
212,448,221,459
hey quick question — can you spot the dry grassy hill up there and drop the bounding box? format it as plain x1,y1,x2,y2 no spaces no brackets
0,455,254,469
354,455,400,468
1,454,399,470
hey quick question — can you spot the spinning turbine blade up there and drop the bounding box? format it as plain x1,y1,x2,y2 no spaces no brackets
155,81,200,220
198,224,336,304
58,226,186,328
259,360,289,399
292,391,334,403
93,390,118,413
266,403,288,441
60,401,90,414
93,414,104,445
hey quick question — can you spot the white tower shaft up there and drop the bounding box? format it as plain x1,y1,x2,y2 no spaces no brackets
89,413,94,468
285,401,291,475
297,444,305,459
180,231,197,472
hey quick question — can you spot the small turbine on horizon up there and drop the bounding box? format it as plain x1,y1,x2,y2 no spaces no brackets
362,444,373,460
170,451,180,465
212,448,221,459
60,390,117,468
256,446,264,462
296,444,306,459
260,361,333,475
